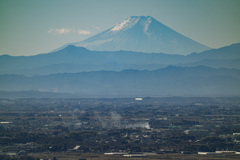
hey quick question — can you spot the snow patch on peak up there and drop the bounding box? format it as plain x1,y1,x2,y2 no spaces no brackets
111,18,130,31
111,17,140,31
143,17,152,35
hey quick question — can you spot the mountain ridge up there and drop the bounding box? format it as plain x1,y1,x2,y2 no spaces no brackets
0,66,239,97
0,43,239,76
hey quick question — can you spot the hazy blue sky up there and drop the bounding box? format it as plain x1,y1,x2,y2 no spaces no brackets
0,0,239,56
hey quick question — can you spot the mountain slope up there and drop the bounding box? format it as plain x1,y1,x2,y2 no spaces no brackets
0,43,239,76
73,16,210,55
0,66,240,97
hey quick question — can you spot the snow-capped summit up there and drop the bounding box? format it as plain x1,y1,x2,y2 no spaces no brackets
111,16,143,32
73,16,210,55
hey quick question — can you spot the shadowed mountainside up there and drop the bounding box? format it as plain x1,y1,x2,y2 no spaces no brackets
0,66,240,97
0,43,239,76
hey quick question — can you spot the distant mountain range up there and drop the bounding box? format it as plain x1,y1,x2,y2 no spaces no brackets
0,16,239,98
68,16,210,55
0,66,240,97
0,43,239,97
0,43,240,97
0,43,239,76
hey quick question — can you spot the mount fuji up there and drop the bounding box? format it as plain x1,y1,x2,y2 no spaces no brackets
72,16,210,55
